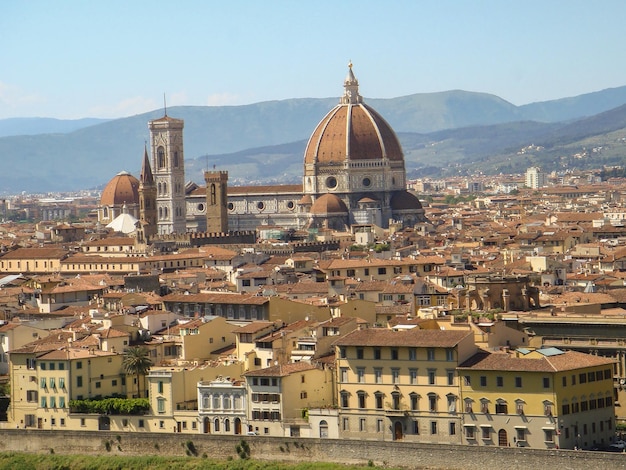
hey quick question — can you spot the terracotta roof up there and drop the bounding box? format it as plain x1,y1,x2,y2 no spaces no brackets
459,349,614,372
242,361,319,377
100,171,139,207
161,292,268,306
333,327,471,347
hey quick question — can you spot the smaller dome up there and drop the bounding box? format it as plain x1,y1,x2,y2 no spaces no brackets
101,171,140,207
298,195,313,205
310,194,348,215
390,191,423,211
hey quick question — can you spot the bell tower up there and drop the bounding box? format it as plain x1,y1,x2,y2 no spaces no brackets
204,170,229,233
149,113,186,234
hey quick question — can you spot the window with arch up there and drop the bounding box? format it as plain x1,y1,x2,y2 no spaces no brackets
157,146,165,168
214,418,220,432
357,391,366,409
173,151,179,168
103,207,109,219
203,394,210,409
319,420,329,438
224,418,230,432
158,207,163,219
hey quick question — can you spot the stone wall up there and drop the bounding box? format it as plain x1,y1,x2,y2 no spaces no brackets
0,430,624,469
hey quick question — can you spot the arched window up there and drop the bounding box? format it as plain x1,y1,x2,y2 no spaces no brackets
214,418,220,432
173,151,179,168
157,146,165,168
224,418,230,432
158,207,163,219
319,420,329,438
103,207,109,219
210,184,216,205
202,394,210,409
163,182,167,194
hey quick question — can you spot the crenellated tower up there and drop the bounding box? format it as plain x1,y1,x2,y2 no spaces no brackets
204,170,229,233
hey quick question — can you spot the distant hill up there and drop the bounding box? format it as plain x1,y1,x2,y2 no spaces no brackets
3,85,626,193
0,117,109,138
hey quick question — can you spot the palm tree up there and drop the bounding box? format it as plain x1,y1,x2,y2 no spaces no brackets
122,346,152,398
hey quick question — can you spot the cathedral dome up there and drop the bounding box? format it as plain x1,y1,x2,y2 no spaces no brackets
310,194,349,215
390,190,423,211
304,63,404,166
101,171,140,206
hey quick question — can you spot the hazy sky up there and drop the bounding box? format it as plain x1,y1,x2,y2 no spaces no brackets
1,0,625,119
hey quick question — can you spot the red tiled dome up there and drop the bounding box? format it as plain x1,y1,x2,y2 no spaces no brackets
310,194,348,215
101,171,139,206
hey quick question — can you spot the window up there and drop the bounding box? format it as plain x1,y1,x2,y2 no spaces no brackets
464,399,473,413
447,395,457,412
463,375,471,386
544,429,554,442
50,396,56,408
465,426,475,439
391,368,400,384
579,373,586,384
76,361,82,370
356,348,364,359
374,348,381,360
587,372,595,383
95,381,101,389
340,367,348,383
359,418,366,432
375,368,383,384
40,377,46,389
41,396,47,408
516,400,524,415
481,400,489,414
495,400,508,414
375,393,384,409
447,370,454,386
449,422,456,436
428,369,436,385
409,348,417,360
377,268,386,275
516,428,526,442
342,418,349,431
339,347,346,358
59,363,65,371
427,348,435,361
357,367,365,383
544,403,552,416
543,377,550,388
409,368,418,385
481,426,491,440
358,392,366,409
391,392,401,410
496,376,503,387
157,397,166,413
430,421,437,435
59,396,65,408
572,374,576,385
40,362,46,370
480,376,487,387
410,393,419,411
413,420,420,434
340,391,349,408
515,376,522,388
391,348,399,360
428,394,437,412
561,403,570,415
562,376,567,387
26,390,38,402
446,349,454,361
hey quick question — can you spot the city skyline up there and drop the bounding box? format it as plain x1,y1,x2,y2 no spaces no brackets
2,0,626,120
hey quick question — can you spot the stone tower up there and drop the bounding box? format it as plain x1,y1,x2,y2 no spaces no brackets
138,144,157,241
148,114,186,234
204,170,229,233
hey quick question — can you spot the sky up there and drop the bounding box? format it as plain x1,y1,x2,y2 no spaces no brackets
1,0,626,120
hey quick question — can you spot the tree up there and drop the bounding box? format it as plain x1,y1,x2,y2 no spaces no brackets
122,346,152,398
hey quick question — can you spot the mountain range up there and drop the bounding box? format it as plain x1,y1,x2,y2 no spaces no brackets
3,85,626,193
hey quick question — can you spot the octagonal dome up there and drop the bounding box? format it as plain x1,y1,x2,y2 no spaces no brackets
304,63,404,166
101,171,140,207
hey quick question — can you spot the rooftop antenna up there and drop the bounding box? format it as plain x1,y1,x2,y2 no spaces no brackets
163,93,167,116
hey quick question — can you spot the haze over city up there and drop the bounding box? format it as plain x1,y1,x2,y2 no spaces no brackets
2,0,626,120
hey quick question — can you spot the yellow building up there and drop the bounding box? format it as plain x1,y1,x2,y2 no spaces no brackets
333,327,477,443
8,340,126,431
242,361,335,437
458,347,616,450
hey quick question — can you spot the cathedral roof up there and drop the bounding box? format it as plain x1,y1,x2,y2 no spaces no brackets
310,194,349,215
304,62,404,166
101,171,140,207
390,190,424,211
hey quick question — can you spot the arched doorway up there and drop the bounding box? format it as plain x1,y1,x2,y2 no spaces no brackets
394,421,403,441
498,429,508,446
203,417,210,434
234,418,242,435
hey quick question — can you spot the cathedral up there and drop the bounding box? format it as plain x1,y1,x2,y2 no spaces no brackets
99,64,427,238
